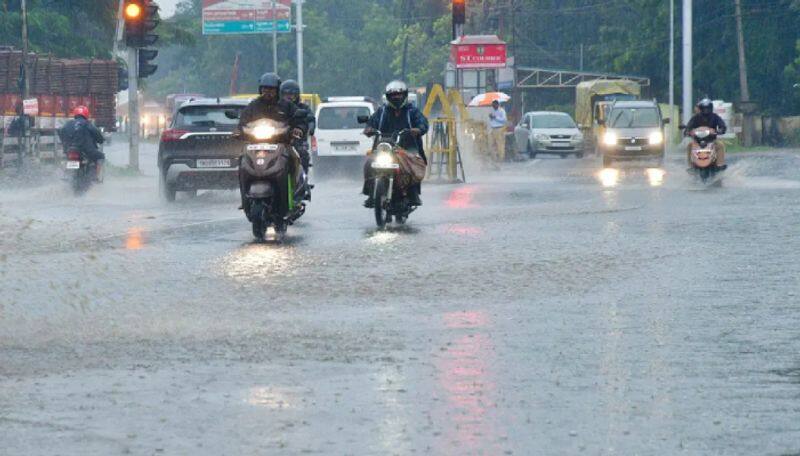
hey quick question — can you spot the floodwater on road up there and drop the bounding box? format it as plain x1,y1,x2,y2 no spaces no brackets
1,145,799,455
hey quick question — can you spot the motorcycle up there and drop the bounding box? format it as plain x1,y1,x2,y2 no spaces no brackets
359,118,424,228
64,148,100,195
685,126,726,183
236,113,309,241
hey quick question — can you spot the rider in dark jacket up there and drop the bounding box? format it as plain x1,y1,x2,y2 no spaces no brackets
236,73,306,218
685,98,727,167
362,80,428,207
279,79,315,174
58,106,105,161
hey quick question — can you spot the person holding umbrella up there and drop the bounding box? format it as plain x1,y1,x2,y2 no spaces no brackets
488,99,508,162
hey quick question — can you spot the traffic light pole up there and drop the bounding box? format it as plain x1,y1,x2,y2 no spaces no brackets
295,0,304,90
128,47,140,171
272,0,278,72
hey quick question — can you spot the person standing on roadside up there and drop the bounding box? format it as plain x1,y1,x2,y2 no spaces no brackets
488,99,507,162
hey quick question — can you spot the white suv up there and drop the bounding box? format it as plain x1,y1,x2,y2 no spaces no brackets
313,97,376,172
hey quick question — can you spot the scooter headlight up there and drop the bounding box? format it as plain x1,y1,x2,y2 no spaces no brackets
603,131,618,146
649,131,664,145
373,151,396,169
251,124,277,140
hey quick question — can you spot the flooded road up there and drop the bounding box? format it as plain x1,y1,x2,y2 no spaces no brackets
1,146,799,454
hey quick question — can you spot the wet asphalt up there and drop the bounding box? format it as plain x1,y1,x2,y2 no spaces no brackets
1,143,799,455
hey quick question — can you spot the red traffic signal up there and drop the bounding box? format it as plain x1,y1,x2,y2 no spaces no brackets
453,0,466,25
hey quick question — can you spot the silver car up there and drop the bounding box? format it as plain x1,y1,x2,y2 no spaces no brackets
514,111,585,159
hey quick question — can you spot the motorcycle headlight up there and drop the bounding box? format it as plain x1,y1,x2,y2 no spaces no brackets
534,133,550,142
649,131,664,145
251,124,277,140
376,142,393,155
373,152,394,168
603,131,618,146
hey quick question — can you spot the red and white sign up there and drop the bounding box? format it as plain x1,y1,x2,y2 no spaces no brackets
23,98,39,116
451,35,507,69
202,0,291,20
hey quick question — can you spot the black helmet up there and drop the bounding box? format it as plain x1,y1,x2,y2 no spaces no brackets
697,98,713,115
280,79,301,97
385,80,409,109
258,72,282,91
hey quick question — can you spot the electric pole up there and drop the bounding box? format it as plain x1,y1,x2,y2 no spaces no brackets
295,0,304,90
20,0,29,168
734,0,754,146
681,0,693,125
669,0,675,150
272,0,278,72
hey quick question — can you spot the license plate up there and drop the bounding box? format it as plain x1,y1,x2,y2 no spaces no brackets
334,145,357,151
372,162,400,169
196,159,231,168
66,161,80,169
624,146,642,151
247,144,278,151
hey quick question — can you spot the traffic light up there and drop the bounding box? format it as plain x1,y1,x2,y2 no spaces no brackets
138,49,158,78
124,0,160,47
453,0,466,26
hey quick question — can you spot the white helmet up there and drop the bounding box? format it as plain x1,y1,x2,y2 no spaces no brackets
385,80,409,109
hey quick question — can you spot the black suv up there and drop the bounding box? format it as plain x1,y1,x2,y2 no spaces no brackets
158,98,250,202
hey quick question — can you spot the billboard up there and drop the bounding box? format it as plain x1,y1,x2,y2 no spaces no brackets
450,35,507,69
202,0,292,35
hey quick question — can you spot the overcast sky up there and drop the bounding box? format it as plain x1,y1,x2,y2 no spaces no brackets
158,0,181,18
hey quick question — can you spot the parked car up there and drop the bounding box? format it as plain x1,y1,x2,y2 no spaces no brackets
157,98,249,202
313,97,377,173
597,100,668,167
514,111,585,159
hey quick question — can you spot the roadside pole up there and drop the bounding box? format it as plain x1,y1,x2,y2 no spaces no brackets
295,0,304,90
272,0,278,72
682,0,692,125
128,47,140,171
668,0,675,152
20,0,29,168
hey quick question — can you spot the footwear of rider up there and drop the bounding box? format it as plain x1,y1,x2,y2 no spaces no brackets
363,197,375,208
410,194,422,206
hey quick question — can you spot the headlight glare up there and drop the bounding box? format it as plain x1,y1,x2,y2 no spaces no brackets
649,131,664,145
603,131,618,146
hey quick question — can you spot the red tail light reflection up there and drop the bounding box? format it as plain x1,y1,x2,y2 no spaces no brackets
67,151,81,161
446,186,477,209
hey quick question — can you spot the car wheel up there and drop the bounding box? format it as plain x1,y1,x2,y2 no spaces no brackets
159,170,176,202
526,141,537,159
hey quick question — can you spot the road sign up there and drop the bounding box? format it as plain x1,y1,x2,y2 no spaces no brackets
202,0,291,35
23,98,38,116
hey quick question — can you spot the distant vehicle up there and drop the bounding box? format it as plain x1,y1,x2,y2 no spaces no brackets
575,79,641,154
513,111,585,159
597,100,668,167
313,97,377,172
157,98,250,202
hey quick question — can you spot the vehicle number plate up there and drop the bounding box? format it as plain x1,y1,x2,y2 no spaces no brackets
66,161,80,169
624,146,642,151
196,159,231,168
247,144,278,151
334,145,357,151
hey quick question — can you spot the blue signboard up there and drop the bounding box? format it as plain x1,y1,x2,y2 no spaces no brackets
203,19,291,35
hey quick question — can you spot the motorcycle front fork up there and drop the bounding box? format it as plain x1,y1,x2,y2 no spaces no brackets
373,176,394,203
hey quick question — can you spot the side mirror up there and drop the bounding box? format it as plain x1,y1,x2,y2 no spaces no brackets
224,109,240,120
294,109,309,119
357,115,369,124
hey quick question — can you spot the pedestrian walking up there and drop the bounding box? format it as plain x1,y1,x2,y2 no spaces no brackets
488,100,507,162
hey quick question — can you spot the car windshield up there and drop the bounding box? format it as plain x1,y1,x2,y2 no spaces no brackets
531,115,576,129
609,108,660,128
175,105,243,128
318,106,371,130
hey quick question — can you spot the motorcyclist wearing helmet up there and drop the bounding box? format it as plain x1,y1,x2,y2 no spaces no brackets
685,98,727,167
235,73,307,217
58,105,105,179
362,80,428,207
280,79,315,199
